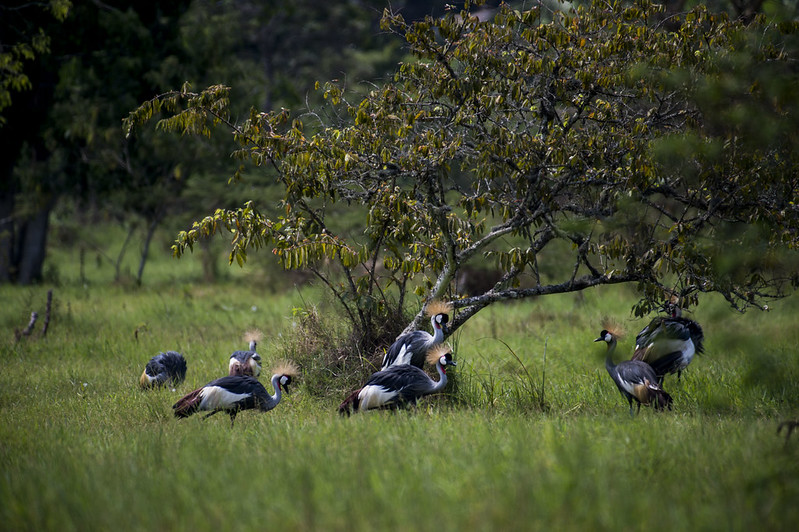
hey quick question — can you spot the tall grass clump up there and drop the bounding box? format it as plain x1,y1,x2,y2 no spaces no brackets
278,296,414,399
456,336,548,413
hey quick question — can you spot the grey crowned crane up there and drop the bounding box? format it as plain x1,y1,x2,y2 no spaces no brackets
380,300,452,370
173,361,298,427
339,344,456,415
595,327,673,417
631,301,705,384
140,351,187,389
228,329,263,377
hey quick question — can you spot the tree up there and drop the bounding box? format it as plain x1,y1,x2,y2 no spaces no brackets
1,0,418,286
0,0,71,284
0,0,200,285
125,0,799,348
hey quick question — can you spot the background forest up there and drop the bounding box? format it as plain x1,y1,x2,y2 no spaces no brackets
3,0,502,286
1,0,797,288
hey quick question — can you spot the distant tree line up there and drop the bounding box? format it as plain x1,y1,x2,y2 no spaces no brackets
1,0,482,285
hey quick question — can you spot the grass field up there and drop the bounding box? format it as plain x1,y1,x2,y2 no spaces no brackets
2,231,799,531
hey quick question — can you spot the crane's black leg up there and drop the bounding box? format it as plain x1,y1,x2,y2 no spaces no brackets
627,397,635,418
203,410,221,420
229,412,237,428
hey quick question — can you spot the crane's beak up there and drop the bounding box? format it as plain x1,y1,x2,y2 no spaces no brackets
593,337,603,343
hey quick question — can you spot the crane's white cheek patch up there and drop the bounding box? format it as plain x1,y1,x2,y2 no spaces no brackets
199,386,249,410
358,386,398,411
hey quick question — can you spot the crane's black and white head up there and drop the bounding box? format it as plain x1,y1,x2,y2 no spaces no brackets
594,329,613,343
426,344,456,372
594,320,625,344
272,360,299,393
426,300,453,333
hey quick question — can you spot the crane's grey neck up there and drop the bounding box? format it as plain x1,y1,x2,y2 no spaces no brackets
430,315,445,344
604,338,618,372
263,374,282,411
432,360,448,392
249,340,257,351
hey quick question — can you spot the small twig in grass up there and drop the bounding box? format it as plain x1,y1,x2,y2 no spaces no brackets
777,420,799,446
41,289,53,337
134,324,148,342
14,311,38,342
541,337,547,410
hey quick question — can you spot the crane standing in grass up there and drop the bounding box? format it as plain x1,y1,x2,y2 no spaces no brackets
140,351,187,389
632,299,705,384
228,329,263,377
173,361,298,426
595,326,673,417
340,344,456,415
380,300,452,370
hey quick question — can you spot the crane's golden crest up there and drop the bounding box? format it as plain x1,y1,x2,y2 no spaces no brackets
243,329,264,345
600,317,626,340
426,344,452,365
425,300,453,317
272,359,299,377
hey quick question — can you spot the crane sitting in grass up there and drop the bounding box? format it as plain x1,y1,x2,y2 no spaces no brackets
228,329,263,377
595,325,673,417
140,351,187,389
631,298,705,385
380,300,452,370
340,344,456,415
173,361,298,427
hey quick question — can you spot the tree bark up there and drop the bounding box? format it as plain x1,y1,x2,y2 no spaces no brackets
136,213,162,286
15,196,56,285
0,192,15,283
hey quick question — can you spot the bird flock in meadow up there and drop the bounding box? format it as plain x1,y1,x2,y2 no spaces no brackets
139,297,705,424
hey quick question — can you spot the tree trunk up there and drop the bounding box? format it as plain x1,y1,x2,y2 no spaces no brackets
0,192,15,283
136,214,161,286
16,196,57,285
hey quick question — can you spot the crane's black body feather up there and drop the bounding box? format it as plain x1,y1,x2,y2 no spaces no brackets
381,332,435,369
141,351,187,388
380,312,449,370
633,315,704,382
229,350,262,377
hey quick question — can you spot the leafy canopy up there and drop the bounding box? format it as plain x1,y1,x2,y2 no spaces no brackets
0,0,71,126
125,0,799,338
